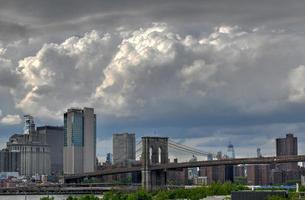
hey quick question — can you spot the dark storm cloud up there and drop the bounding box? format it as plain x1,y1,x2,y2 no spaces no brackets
1,0,305,40
0,20,29,42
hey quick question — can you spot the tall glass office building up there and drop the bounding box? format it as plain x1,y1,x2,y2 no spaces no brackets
63,108,96,174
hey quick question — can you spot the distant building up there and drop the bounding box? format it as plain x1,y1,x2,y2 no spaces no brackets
216,151,222,160
63,107,96,174
225,165,234,182
207,153,213,161
247,164,271,185
112,133,136,183
234,165,246,177
276,134,298,170
276,133,297,156
200,165,224,184
112,133,135,164
234,165,247,184
106,153,113,165
23,115,35,135
188,155,199,181
6,116,51,176
0,149,20,173
167,158,188,185
275,133,299,182
37,126,64,175
257,148,262,158
194,176,208,185
271,168,285,185
200,165,233,184
227,143,235,159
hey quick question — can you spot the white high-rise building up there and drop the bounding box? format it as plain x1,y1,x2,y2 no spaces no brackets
63,107,96,174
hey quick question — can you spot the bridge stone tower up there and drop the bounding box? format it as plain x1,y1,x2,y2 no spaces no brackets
141,137,168,191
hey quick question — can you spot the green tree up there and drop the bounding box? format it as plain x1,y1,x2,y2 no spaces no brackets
153,191,169,200
267,195,287,200
127,190,152,200
40,197,55,200
66,196,77,200
103,191,127,200
79,195,100,200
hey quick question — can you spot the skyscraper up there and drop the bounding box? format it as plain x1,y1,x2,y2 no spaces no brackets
227,143,235,159
106,153,113,165
275,133,299,182
276,133,298,170
207,153,213,161
276,133,297,157
257,148,262,158
63,107,96,174
113,133,135,164
37,126,64,175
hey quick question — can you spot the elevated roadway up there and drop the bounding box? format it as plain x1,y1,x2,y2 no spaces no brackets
64,155,305,182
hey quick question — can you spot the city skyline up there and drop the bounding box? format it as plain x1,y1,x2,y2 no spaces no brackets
2,0,305,161
0,112,303,163
1,112,305,162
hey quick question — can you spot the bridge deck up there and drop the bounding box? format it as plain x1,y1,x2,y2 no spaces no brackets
64,155,305,181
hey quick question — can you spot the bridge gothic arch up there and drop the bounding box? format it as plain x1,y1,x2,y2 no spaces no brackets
141,137,168,191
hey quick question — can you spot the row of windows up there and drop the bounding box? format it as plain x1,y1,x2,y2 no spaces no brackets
9,146,48,152
72,113,84,146
63,112,97,147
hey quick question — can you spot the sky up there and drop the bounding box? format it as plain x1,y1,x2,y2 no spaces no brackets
1,0,305,161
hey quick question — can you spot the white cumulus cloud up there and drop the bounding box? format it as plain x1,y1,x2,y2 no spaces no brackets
0,114,22,125
14,30,118,119
8,23,305,129
288,65,305,103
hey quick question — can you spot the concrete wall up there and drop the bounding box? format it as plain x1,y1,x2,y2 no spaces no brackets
37,126,64,175
83,108,96,173
63,146,83,174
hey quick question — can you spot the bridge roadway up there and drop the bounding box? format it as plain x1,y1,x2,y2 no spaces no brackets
64,155,305,181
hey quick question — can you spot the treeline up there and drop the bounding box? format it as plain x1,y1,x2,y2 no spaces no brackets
40,182,247,200
103,182,246,200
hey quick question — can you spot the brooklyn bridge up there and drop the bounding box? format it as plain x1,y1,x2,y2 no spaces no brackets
64,137,305,191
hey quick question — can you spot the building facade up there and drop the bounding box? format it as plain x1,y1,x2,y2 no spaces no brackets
200,165,225,184
106,153,113,165
276,133,298,170
247,164,271,185
6,131,51,176
0,149,20,173
227,143,235,159
276,134,298,157
188,155,199,182
63,107,96,174
113,133,135,164
23,115,35,135
37,126,64,175
275,133,299,182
